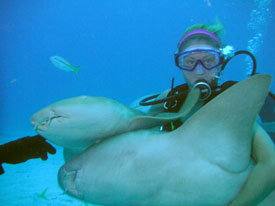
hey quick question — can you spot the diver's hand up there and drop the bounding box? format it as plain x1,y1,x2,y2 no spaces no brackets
0,135,56,174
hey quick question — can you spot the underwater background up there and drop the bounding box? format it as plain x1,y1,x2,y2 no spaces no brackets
0,0,274,205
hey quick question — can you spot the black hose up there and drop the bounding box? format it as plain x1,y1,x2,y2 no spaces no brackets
221,50,257,76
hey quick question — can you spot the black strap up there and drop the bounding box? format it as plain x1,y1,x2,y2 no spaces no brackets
162,81,238,131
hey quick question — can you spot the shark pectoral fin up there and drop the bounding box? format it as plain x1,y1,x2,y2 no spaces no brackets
130,88,200,130
178,74,272,173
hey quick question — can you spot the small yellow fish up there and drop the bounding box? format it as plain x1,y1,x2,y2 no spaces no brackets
50,56,80,75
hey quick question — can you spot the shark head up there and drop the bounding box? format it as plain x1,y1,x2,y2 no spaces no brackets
30,95,130,148
31,107,63,132
31,96,90,148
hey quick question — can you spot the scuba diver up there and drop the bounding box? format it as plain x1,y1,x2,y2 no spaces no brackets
138,21,275,205
140,28,274,135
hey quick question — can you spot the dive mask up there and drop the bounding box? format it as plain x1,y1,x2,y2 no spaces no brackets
175,49,224,71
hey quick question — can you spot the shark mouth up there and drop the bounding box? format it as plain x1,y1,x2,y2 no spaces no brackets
31,111,64,131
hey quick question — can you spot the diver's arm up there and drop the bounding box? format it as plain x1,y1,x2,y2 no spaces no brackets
0,135,56,175
146,89,170,115
229,122,275,205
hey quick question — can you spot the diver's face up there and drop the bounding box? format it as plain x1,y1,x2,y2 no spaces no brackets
181,44,221,88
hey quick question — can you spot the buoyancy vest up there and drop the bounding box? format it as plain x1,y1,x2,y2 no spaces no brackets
161,81,238,131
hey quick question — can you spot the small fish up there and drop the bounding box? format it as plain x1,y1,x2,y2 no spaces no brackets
50,56,80,75
35,188,49,200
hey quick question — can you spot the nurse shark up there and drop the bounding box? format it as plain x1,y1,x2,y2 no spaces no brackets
31,89,200,148
55,74,272,205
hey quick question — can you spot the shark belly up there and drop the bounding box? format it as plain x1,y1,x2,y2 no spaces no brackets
58,129,254,206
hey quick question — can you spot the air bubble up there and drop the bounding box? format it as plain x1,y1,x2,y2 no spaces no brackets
245,0,272,75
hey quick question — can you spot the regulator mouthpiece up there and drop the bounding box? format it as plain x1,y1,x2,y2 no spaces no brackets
192,80,211,100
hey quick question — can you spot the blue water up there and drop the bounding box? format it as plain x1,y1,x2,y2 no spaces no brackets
0,0,274,205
